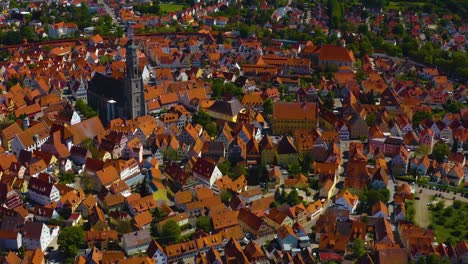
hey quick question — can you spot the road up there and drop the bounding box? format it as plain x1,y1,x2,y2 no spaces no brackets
97,0,118,24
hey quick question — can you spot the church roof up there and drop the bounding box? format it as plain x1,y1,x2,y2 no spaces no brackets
88,73,125,103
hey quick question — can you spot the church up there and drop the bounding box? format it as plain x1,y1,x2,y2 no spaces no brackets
87,36,146,125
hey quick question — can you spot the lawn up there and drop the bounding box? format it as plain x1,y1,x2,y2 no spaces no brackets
429,200,468,243
160,3,185,13
387,1,426,11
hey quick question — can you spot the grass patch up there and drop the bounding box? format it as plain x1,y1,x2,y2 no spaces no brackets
429,200,468,243
387,1,425,10
160,3,185,13
405,200,415,222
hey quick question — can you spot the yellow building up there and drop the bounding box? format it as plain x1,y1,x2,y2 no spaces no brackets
271,102,318,135
206,99,243,122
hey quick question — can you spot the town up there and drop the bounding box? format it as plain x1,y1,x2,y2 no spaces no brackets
0,0,467,263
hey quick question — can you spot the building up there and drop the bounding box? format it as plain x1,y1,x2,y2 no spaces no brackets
191,157,223,189
334,190,359,214
87,37,146,124
237,208,275,238
271,102,317,134
10,121,50,157
310,45,356,67
0,230,22,250
27,178,60,206
146,240,167,263
122,230,152,256
206,99,243,122
22,221,59,251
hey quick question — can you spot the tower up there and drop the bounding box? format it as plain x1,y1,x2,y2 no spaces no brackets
124,30,146,120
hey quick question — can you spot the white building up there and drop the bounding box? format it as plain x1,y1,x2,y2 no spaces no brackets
147,240,168,264
334,190,359,214
27,178,60,206
10,121,50,157
22,221,59,251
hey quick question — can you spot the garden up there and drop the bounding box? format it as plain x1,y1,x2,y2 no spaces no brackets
428,200,468,243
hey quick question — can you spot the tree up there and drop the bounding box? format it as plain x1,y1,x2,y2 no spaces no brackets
232,165,248,180
352,238,366,259
263,98,273,115
287,189,300,205
152,207,168,222
81,138,99,159
367,188,389,206
288,161,302,176
161,220,181,243
59,171,75,184
365,112,377,127
163,149,178,161
81,173,98,193
412,111,432,128
218,160,233,176
115,220,133,235
192,110,217,137
58,226,84,261
220,190,232,206
204,122,218,137
432,143,450,162
415,144,431,157
196,216,212,232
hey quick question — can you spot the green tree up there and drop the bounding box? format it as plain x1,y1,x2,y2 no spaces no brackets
432,143,450,162
115,220,133,234
351,238,366,259
453,200,462,209
412,111,432,128
81,138,99,159
287,189,300,205
81,173,98,193
288,161,302,176
58,226,85,261
263,98,273,115
365,112,377,127
220,190,232,206
161,220,181,243
218,160,233,176
415,144,431,157
59,171,75,184
196,216,212,232
232,165,248,180
152,207,168,222
163,149,178,161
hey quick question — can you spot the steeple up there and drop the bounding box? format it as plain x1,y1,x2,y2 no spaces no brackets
124,28,146,119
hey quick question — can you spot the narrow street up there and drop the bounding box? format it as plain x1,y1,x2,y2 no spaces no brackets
97,0,119,25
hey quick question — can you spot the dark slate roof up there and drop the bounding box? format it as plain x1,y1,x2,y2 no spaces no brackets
27,177,54,196
23,221,45,240
208,99,243,117
277,136,298,155
88,73,125,103
192,157,216,179
202,141,225,153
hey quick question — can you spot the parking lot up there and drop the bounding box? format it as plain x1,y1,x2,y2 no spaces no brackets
408,183,465,228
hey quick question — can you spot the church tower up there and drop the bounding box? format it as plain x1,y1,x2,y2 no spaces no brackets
124,29,146,120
